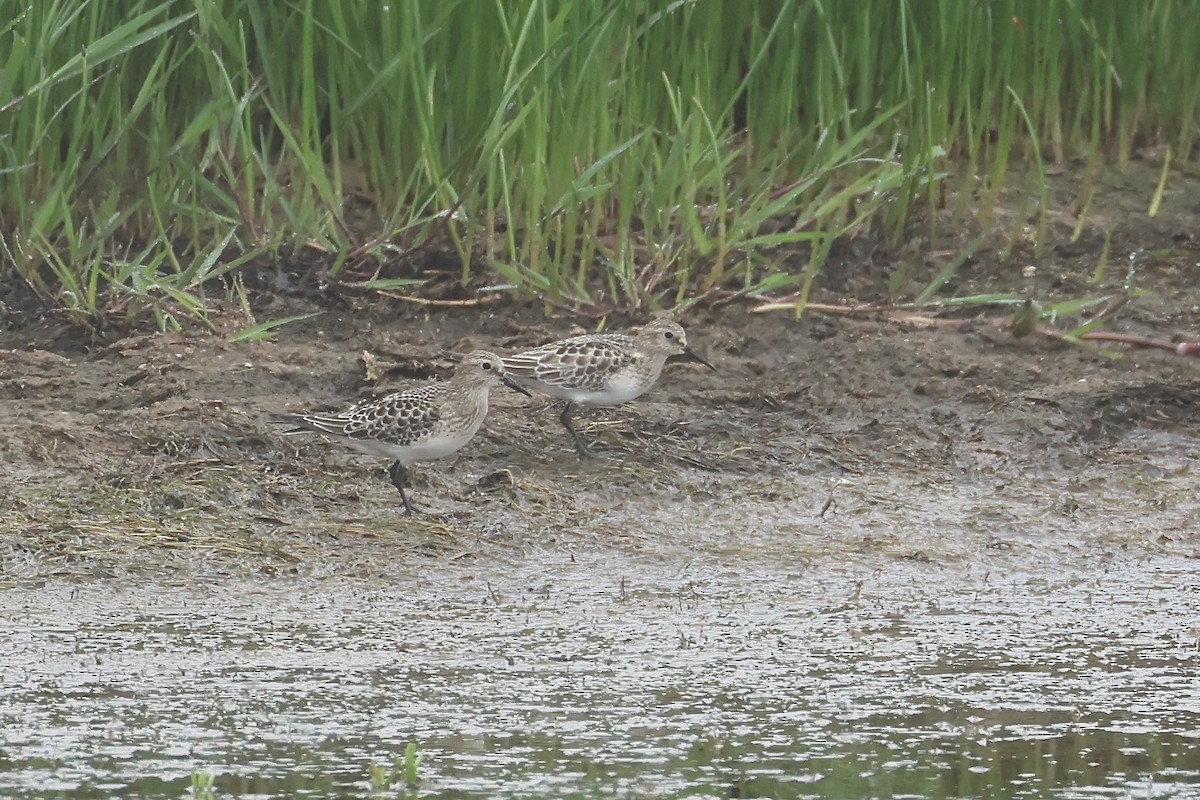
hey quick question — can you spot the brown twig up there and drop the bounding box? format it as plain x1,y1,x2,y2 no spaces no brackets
752,297,1200,357
751,300,908,316
375,291,504,307
1037,327,1200,355
1083,293,1131,325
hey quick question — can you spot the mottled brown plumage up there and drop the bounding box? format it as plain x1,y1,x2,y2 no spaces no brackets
271,351,530,513
504,319,715,457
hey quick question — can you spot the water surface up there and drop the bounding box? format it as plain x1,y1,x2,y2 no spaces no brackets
1,554,1196,798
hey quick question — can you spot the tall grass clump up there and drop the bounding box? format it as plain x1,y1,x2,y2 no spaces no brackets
1,0,1197,327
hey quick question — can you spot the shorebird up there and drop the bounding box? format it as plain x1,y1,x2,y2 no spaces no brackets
502,319,715,457
271,351,530,513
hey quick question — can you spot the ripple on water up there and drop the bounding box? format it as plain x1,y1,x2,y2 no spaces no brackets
0,556,1197,799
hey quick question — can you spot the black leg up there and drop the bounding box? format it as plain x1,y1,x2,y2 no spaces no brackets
388,460,415,514
559,402,595,459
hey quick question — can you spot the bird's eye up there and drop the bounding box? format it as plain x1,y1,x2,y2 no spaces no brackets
482,361,493,371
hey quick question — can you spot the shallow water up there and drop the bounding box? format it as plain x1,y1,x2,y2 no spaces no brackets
1,554,1197,799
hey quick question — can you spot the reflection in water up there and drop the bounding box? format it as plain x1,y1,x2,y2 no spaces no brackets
0,557,1197,799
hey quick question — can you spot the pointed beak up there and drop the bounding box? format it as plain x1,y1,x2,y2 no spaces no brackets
501,372,533,397
681,346,716,371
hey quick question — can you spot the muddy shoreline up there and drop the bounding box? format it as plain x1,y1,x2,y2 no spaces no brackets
2,165,1200,581
2,302,1197,582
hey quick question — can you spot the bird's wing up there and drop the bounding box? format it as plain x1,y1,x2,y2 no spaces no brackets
504,335,636,392
274,384,442,446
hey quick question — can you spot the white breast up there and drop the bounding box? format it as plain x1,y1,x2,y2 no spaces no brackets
334,416,484,465
401,425,481,463
571,368,656,406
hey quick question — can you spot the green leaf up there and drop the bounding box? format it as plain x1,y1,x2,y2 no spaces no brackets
229,313,323,343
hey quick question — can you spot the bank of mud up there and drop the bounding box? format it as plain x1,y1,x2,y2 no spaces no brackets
1,164,1199,580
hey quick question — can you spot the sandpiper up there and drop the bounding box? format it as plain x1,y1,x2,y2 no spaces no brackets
503,319,715,457
271,351,531,514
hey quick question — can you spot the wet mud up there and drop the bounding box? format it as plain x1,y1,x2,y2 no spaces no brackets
2,269,1198,577
1,164,1199,797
